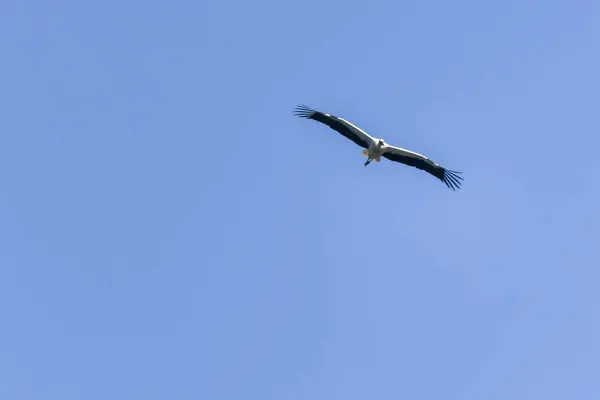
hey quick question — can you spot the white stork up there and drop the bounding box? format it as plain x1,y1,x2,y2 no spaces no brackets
293,104,463,190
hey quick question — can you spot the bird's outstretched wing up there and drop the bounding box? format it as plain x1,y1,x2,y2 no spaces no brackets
382,145,463,190
293,104,375,149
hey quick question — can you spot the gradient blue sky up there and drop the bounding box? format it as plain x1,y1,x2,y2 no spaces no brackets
2,1,599,399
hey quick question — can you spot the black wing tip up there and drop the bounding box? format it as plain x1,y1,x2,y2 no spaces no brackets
293,104,316,119
442,169,463,191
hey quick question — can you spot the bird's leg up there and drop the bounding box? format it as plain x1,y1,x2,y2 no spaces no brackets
363,149,372,166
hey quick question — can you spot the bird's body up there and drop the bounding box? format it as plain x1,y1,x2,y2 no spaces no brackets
363,140,386,165
293,104,463,190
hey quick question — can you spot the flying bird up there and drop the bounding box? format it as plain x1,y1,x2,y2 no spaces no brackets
293,104,463,190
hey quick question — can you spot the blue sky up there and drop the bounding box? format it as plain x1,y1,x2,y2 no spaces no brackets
1,0,599,398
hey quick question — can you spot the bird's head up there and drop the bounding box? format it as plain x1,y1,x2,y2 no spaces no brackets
378,139,385,147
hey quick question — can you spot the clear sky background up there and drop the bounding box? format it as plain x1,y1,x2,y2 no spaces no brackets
1,1,599,399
